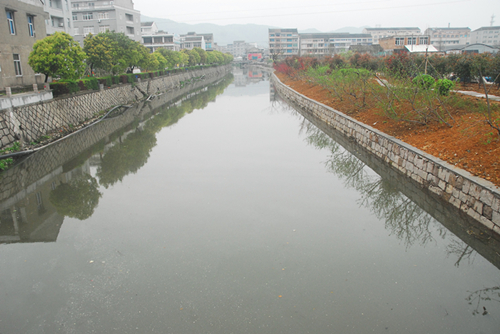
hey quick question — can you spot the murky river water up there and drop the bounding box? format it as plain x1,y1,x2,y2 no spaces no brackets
0,67,499,333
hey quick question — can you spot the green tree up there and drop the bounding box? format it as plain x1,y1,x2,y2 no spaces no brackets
157,48,180,69
152,51,168,70
84,33,117,74
193,47,207,65
29,32,86,82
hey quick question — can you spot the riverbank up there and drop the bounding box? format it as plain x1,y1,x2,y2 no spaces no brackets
271,72,500,237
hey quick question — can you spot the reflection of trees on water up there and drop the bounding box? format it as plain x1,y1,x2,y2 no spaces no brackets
95,75,234,188
49,174,102,220
303,122,443,248
97,129,157,188
446,238,477,267
466,286,500,316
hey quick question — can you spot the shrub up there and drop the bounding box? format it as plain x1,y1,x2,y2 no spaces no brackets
412,74,435,90
112,76,120,84
126,73,135,83
120,75,128,84
435,78,455,96
77,80,86,91
58,79,79,94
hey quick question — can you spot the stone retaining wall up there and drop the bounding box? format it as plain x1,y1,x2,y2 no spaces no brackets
0,65,231,148
271,73,500,236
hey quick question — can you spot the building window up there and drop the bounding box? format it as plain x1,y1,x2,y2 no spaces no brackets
125,13,133,22
72,14,77,21
13,54,22,76
395,37,405,45
97,12,109,19
126,26,134,35
83,26,94,35
74,27,80,35
83,12,93,20
27,15,34,37
99,25,110,33
6,10,15,35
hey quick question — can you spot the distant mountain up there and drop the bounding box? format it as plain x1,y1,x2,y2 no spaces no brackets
141,15,273,47
141,16,368,47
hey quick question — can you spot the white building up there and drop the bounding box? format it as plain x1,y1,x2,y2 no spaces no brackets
43,0,74,35
299,33,373,55
362,27,421,44
141,22,180,52
71,0,141,45
180,33,205,50
470,26,500,46
424,27,471,50
268,28,299,59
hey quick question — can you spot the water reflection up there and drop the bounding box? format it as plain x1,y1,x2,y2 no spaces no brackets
304,123,441,248
274,92,500,317
233,65,269,87
0,74,234,243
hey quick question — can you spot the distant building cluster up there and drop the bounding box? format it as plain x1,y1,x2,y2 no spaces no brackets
269,25,499,59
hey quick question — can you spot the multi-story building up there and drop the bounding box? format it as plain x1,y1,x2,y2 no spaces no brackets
424,27,471,50
470,26,500,46
43,0,74,35
268,28,299,59
226,40,251,57
180,32,205,50
141,21,180,52
379,35,431,53
300,33,373,55
71,0,141,45
1,0,48,90
362,27,421,44
198,33,214,51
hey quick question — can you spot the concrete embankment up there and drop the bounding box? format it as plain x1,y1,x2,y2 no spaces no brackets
271,72,500,237
0,65,231,148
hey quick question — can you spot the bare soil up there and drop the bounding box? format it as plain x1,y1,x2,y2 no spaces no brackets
276,72,500,188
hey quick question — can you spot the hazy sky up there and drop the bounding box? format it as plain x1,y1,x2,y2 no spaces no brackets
135,0,499,32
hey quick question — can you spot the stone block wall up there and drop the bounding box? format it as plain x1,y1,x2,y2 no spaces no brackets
0,65,230,148
271,73,500,236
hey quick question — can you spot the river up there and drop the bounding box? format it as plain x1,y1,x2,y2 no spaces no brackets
0,66,499,333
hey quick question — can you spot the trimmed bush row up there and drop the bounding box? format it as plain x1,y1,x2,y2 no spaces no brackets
50,64,220,97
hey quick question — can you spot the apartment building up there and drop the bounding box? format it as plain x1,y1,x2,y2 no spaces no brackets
470,26,500,46
362,27,421,44
226,40,257,57
71,0,141,45
327,33,372,54
424,27,471,50
198,33,214,51
141,22,180,52
43,0,74,35
180,32,205,50
1,0,48,90
268,28,299,59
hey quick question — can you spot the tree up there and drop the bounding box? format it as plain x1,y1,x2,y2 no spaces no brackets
84,33,117,74
157,48,180,69
193,47,207,65
152,51,168,70
29,32,86,82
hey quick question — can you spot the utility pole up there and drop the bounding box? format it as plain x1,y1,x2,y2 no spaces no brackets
491,14,495,26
